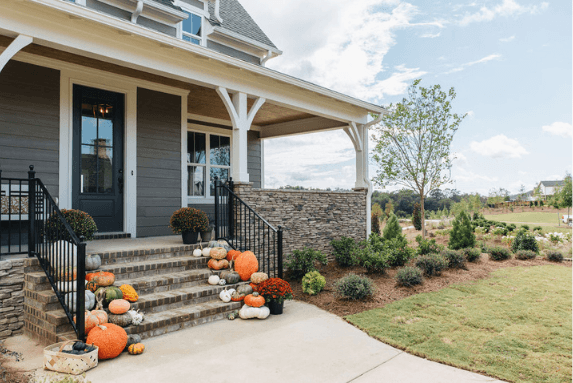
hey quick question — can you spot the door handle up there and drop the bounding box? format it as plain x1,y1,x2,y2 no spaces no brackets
118,169,124,194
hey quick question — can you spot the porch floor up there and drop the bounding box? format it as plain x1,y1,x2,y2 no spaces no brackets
86,235,206,254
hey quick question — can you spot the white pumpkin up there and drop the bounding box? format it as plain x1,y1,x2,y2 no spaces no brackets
193,248,202,257
219,288,232,303
208,275,220,285
219,279,227,286
239,304,270,320
202,247,211,257
127,309,144,325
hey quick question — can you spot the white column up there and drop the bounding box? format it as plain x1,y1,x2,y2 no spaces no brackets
216,87,265,183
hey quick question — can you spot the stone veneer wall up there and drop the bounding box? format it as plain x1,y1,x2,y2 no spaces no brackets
0,258,25,340
233,183,367,259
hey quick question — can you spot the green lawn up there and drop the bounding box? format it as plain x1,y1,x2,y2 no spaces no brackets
484,212,570,226
346,265,572,383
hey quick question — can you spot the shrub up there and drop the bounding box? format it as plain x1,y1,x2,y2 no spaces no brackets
285,248,328,279
441,249,466,269
45,209,98,241
412,203,422,230
386,237,415,267
415,235,443,255
396,267,423,287
335,274,375,300
540,200,544,206
169,207,209,234
546,251,564,263
489,246,511,261
371,211,382,235
521,224,530,231
511,229,539,253
302,271,326,295
515,250,537,260
330,237,357,267
449,211,476,250
367,232,387,253
533,226,543,233
383,213,403,241
415,253,448,277
462,247,481,262
356,246,390,274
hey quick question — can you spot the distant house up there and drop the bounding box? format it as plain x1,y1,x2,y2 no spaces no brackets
509,190,535,202
537,180,564,200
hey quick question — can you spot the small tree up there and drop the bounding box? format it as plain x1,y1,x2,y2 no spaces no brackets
372,80,465,238
383,213,402,241
412,203,422,230
449,211,475,250
371,211,382,235
384,201,394,220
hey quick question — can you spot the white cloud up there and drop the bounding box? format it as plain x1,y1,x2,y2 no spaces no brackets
542,121,572,138
470,134,529,158
466,110,475,118
444,54,501,74
454,167,498,183
420,32,441,38
451,152,468,165
458,0,549,26
241,0,439,103
499,35,515,43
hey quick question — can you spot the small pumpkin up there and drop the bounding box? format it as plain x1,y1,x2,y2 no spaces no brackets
86,323,127,360
244,292,265,308
239,304,270,320
193,248,202,257
64,291,95,313
250,272,268,284
220,262,241,284
236,284,253,296
210,247,227,260
108,312,133,327
57,267,77,282
128,343,145,355
127,309,144,326
85,254,102,271
91,309,108,324
119,284,139,302
219,288,233,303
125,334,142,351
208,258,229,270
231,291,244,302
91,271,115,287
208,240,220,248
95,286,123,307
85,290,96,310
86,272,98,282
86,281,98,293
235,251,258,281
202,247,211,257
208,275,220,285
109,299,130,314
73,310,99,335
219,279,227,286
226,250,241,262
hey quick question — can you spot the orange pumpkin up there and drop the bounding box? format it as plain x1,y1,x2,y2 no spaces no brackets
235,251,258,281
108,299,130,314
86,281,98,293
226,250,241,262
73,310,100,335
91,309,108,324
86,272,97,282
86,323,127,360
119,284,139,302
57,267,77,282
244,292,265,308
91,271,115,287
128,343,145,355
208,258,229,270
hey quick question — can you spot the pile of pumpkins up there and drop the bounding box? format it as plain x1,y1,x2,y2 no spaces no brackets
204,246,271,320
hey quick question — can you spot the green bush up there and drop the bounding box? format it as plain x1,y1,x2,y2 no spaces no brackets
45,209,98,241
521,224,530,231
372,211,382,235
396,267,423,287
302,271,326,295
386,237,415,267
489,246,511,261
415,253,448,277
415,235,443,255
383,213,403,241
546,251,564,263
330,237,357,267
366,232,386,253
335,274,375,300
356,246,390,274
511,229,539,253
285,248,328,279
449,211,476,250
533,226,543,233
412,203,422,230
462,247,481,262
508,223,517,231
441,249,466,269
515,250,536,260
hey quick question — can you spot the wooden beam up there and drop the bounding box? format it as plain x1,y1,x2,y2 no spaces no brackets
260,117,348,139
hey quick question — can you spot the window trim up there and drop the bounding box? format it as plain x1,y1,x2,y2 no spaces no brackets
187,126,232,204
174,1,207,46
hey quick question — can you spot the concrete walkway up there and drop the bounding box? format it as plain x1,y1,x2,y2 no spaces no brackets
4,301,505,383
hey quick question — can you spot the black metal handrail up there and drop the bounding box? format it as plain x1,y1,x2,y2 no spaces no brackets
214,178,283,278
1,166,86,340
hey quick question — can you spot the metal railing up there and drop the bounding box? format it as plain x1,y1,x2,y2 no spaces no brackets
214,177,283,278
1,166,86,340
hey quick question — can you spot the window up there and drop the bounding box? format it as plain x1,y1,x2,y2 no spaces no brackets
188,131,230,198
181,11,202,45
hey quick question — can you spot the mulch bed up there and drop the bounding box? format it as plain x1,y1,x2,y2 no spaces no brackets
290,256,572,317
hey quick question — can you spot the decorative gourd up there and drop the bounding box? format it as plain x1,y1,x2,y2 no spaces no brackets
250,272,268,284
86,323,128,360
231,291,244,302
86,272,96,282
208,275,220,285
236,284,253,296
86,281,98,293
109,299,130,314
95,286,123,306
91,309,108,324
239,304,270,320
108,312,133,327
209,247,227,260
193,248,202,257
226,250,241,262
208,259,229,270
235,251,258,281
208,240,219,248
244,292,265,308
202,247,211,257
73,310,99,335
85,254,102,271
219,288,233,303
94,288,106,310
119,284,138,302
125,334,142,351
128,343,145,355
127,309,145,326
91,271,115,287
85,290,96,310
64,291,95,313
220,262,241,284
219,279,227,286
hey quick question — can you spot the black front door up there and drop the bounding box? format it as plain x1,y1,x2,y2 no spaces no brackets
72,85,124,233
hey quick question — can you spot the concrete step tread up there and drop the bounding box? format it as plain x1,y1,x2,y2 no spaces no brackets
119,269,212,290
97,255,207,274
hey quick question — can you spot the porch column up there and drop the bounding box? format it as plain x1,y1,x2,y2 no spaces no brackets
216,87,265,183
344,122,367,189
0,35,33,73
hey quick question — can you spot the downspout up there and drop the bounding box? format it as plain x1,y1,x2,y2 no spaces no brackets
214,0,223,23
261,50,278,66
131,1,144,23
361,114,384,238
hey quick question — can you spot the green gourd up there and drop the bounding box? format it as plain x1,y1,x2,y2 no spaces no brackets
220,263,240,284
95,286,123,307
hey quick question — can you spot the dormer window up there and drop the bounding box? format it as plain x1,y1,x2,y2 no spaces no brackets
181,11,202,45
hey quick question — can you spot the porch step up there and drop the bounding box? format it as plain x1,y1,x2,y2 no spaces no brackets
93,232,131,240
97,256,209,281
92,244,205,265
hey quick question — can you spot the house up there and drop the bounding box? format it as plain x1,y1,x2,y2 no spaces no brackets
537,180,564,200
0,0,385,343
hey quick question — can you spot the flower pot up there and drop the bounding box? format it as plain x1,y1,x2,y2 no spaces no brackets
267,299,284,315
200,230,212,242
182,231,199,245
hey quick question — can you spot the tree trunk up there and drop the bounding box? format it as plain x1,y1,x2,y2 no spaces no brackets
420,194,426,239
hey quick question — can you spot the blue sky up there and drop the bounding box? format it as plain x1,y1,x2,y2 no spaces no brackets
241,0,572,195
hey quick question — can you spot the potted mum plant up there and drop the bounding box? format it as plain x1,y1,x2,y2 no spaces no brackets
169,207,209,244
257,278,294,315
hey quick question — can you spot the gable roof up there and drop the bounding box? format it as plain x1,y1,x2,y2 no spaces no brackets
540,180,564,187
207,0,278,49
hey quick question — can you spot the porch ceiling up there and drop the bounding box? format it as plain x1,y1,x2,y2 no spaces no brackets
0,36,343,136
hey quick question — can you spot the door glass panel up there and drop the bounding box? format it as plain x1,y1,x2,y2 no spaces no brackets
98,148,113,193
81,145,97,193
98,119,113,147
188,166,205,197
210,168,228,197
81,116,97,145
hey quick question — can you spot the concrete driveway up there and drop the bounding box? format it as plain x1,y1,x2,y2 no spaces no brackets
5,301,504,383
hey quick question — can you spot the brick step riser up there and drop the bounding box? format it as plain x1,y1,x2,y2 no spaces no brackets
97,252,208,266
110,265,209,281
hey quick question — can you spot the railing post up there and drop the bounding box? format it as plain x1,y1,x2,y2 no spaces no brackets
228,178,234,239
76,237,86,341
27,165,36,258
214,176,219,239
277,225,283,279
